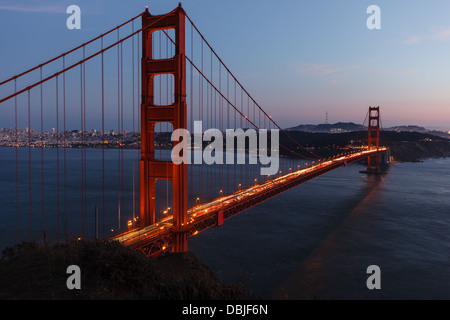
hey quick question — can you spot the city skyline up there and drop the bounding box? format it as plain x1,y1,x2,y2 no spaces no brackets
1,1,450,130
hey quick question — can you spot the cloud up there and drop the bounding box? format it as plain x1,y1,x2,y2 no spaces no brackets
403,27,450,45
429,27,450,41
403,36,420,45
384,68,419,76
297,64,345,76
296,64,363,78
296,63,418,80
0,5,65,14
357,66,419,76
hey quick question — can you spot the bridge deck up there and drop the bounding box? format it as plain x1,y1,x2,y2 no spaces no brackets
109,148,386,256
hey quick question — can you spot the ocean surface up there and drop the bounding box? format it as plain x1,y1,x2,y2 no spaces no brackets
1,147,449,299
189,157,450,299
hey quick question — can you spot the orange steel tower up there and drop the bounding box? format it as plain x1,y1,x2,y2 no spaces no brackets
140,5,188,252
366,106,380,173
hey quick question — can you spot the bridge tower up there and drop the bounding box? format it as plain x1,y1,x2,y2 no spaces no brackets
140,5,188,252
366,106,380,173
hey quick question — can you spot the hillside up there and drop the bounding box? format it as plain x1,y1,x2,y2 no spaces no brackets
285,122,365,133
388,125,450,139
0,240,245,300
279,130,450,162
378,131,450,162
285,122,450,139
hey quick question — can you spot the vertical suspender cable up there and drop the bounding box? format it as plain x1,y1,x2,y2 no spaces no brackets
83,48,87,238
132,22,136,225
190,24,193,205
214,81,217,194
28,90,32,242
218,63,221,193
240,88,243,187
40,68,45,241
56,75,60,241
247,91,251,184
80,63,84,238
200,39,203,201
198,41,202,201
209,49,213,199
226,72,229,194
158,31,162,217
166,35,169,213
234,80,236,192
137,30,141,154
117,29,121,231
15,80,18,244
137,30,141,222
120,41,124,230
206,55,209,199
63,56,68,241
101,37,105,238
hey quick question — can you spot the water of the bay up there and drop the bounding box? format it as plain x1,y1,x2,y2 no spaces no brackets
0,147,449,299
189,157,450,299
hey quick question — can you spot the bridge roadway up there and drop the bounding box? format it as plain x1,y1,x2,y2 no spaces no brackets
109,148,387,256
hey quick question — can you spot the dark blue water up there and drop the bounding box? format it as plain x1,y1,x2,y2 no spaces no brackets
0,146,290,246
189,158,450,299
1,146,449,299
0,147,139,245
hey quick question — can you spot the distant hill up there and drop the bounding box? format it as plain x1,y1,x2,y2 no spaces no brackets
285,122,366,133
285,122,450,139
278,130,450,162
388,125,450,139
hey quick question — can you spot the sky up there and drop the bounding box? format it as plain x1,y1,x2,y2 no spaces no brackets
1,0,450,130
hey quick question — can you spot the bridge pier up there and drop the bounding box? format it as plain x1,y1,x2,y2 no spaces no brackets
173,231,189,253
360,149,390,174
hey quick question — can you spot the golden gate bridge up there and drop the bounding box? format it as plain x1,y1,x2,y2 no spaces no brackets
0,4,388,256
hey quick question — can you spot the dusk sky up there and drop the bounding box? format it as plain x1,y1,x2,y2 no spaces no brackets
1,0,450,130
